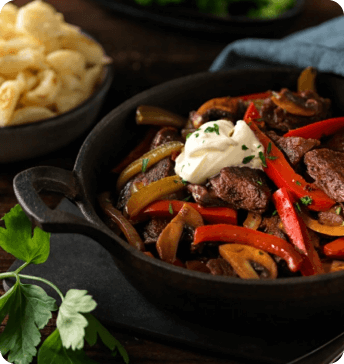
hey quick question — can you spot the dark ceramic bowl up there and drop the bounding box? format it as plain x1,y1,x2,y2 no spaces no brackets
13,68,344,327
0,49,114,164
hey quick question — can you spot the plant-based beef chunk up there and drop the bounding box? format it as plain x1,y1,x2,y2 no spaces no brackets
206,258,238,277
324,130,344,153
150,127,184,150
117,157,175,209
304,149,344,202
143,217,170,244
266,131,320,166
260,215,287,240
209,167,271,213
187,184,230,207
261,90,331,133
318,205,344,226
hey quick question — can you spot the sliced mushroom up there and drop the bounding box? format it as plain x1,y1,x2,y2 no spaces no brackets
271,88,319,116
156,203,204,264
190,96,241,129
219,244,278,279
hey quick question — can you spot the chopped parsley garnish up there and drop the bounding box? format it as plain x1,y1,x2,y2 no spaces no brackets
257,145,261,148
174,180,179,184
186,132,193,140
242,145,249,150
259,151,267,167
184,195,192,202
182,179,188,185
267,155,278,160
258,251,264,255
204,123,220,135
181,165,185,172
242,155,255,164
295,181,302,186
272,210,278,216
257,180,263,186
168,203,174,215
295,202,301,212
300,196,313,206
202,140,205,143
142,158,149,173
257,118,264,122
267,142,272,154
336,206,342,215
195,133,199,138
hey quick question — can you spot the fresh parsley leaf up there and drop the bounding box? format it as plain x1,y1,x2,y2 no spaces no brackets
242,145,249,150
56,290,97,350
38,329,97,364
267,155,278,160
182,179,187,185
267,142,272,154
336,206,342,215
272,210,278,216
186,133,193,140
213,123,219,135
295,202,301,212
84,313,129,364
141,158,149,173
295,181,301,186
0,204,51,265
168,203,174,215
300,196,313,206
242,155,255,164
257,145,261,148
184,195,192,202
259,151,267,167
204,123,220,135
0,283,57,364
257,180,263,186
195,133,199,138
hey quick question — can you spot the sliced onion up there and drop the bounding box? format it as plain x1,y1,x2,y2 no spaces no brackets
98,192,145,252
243,212,262,230
136,105,187,128
116,141,184,191
298,67,317,93
301,211,344,236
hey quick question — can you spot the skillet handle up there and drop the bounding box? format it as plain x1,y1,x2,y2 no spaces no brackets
13,166,97,234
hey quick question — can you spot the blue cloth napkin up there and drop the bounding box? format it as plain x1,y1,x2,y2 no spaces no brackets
210,16,344,76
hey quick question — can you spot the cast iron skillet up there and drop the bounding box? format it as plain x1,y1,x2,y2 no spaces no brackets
13,68,344,328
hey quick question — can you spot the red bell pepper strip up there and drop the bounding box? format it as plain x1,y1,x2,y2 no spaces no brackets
238,91,272,101
131,200,237,225
193,224,303,273
283,117,344,140
272,187,324,276
323,238,344,260
244,102,335,212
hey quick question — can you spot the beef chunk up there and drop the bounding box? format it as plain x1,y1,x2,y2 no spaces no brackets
143,218,170,244
266,131,320,166
318,205,344,226
150,127,184,150
209,167,271,213
324,131,344,153
261,90,331,133
117,157,175,209
260,215,287,240
304,149,344,202
187,184,229,207
206,258,238,277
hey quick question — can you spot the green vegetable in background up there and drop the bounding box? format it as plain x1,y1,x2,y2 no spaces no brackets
133,0,296,18
0,204,129,364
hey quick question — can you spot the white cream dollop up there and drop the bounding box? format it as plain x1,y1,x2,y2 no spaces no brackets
175,119,264,184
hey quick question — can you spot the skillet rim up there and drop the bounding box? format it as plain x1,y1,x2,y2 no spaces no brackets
74,67,344,288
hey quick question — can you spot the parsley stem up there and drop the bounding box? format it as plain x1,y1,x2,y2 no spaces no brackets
18,274,65,301
0,272,17,280
14,261,30,274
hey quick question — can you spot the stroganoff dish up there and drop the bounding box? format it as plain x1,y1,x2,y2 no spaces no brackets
99,67,344,280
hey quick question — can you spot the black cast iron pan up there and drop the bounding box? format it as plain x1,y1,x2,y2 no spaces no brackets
13,68,344,330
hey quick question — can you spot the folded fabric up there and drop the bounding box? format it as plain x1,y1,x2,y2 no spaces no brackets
210,16,344,76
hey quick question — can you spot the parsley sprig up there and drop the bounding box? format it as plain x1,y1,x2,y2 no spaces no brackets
0,205,129,364
204,123,219,135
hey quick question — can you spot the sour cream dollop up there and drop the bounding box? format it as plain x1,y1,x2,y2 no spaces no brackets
175,119,264,184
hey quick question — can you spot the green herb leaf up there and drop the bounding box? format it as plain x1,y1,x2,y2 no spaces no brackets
204,123,220,135
195,133,199,138
0,204,51,265
259,151,267,167
186,133,193,140
295,181,301,186
168,203,174,215
336,206,342,215
241,145,249,151
272,210,278,216
300,196,313,206
183,195,192,202
0,283,57,364
267,142,272,154
242,155,255,164
213,123,219,135
56,290,97,350
141,158,149,173
84,313,129,364
182,179,187,185
267,155,278,160
38,329,97,364
257,145,261,148
257,180,263,186
295,202,301,212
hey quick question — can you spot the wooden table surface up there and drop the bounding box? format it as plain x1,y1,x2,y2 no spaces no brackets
0,0,342,363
